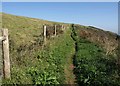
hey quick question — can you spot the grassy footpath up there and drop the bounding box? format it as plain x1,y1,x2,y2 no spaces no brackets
64,54,76,85
3,27,75,85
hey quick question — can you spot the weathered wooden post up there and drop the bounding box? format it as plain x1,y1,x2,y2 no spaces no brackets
62,25,66,30
54,25,57,36
0,29,10,80
0,29,3,84
3,29,10,79
62,25,63,28
43,25,47,45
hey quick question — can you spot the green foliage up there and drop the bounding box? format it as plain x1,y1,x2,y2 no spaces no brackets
70,24,120,86
28,67,59,85
70,24,79,42
2,13,72,85
2,13,120,85
74,41,120,85
14,29,74,85
3,28,74,85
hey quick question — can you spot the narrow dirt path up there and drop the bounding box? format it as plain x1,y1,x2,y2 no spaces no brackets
64,40,77,85
64,26,78,85
64,54,77,85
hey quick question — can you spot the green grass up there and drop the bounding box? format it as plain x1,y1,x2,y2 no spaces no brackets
31,28,75,84
2,13,72,84
2,27,75,85
74,39,120,86
71,24,120,86
2,13,68,47
2,13,120,85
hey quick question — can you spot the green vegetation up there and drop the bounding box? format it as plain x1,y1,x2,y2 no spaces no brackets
1,13,72,84
2,25,75,85
27,29,75,85
71,24,120,86
1,13,120,85
2,13,67,47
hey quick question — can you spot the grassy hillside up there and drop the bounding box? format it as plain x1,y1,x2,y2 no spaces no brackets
1,13,120,85
71,24,120,85
73,25,119,55
2,13,74,84
2,13,119,55
2,13,68,47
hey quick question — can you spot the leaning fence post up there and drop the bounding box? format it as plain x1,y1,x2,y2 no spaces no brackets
3,29,10,79
43,25,47,45
54,25,57,36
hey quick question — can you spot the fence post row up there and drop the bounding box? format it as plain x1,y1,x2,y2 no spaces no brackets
43,24,65,44
0,29,10,79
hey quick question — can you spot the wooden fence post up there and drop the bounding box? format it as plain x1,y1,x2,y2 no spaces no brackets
3,29,10,79
43,25,47,45
62,25,65,31
54,25,56,36
62,25,63,30
0,29,3,83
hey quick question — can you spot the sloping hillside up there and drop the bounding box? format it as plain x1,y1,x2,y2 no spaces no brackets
2,13,68,47
2,13,73,84
2,13,119,55
71,24,120,85
1,13,120,85
75,25,119,55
